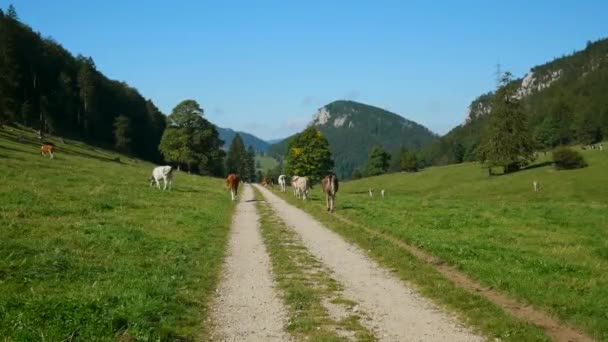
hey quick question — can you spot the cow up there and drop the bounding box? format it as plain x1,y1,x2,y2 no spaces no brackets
227,173,240,201
381,189,385,199
262,176,274,188
149,166,174,190
293,176,311,200
278,174,287,192
369,189,374,198
322,174,339,212
40,143,55,159
291,176,300,197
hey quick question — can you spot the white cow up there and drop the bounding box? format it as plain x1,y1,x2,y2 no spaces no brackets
278,174,287,192
149,166,174,190
381,189,385,199
293,176,311,200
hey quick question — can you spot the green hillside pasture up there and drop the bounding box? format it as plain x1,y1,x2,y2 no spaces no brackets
278,150,607,341
0,128,234,341
255,155,279,172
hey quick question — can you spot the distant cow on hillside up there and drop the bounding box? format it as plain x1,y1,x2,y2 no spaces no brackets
322,174,339,212
227,173,240,201
40,143,55,159
149,166,174,190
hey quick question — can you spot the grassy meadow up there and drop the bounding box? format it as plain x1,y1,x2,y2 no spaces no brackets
0,127,235,341
255,155,279,173
273,149,608,341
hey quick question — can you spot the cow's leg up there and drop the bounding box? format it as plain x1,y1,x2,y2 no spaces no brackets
326,193,330,211
49,151,54,159
156,179,161,189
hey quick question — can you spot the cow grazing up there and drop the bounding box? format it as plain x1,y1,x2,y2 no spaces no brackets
322,174,339,212
40,143,55,159
149,166,174,190
533,180,541,192
293,176,311,200
227,173,240,201
278,175,287,192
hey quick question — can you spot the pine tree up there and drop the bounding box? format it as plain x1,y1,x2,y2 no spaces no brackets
284,127,334,182
225,134,246,175
575,112,602,145
399,149,418,172
7,5,17,20
366,146,391,176
113,115,131,153
479,72,535,174
244,146,256,182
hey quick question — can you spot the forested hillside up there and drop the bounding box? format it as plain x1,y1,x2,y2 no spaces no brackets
420,38,608,166
216,126,270,153
0,6,166,162
269,100,437,179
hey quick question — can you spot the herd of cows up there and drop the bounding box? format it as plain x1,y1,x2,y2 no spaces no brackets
147,164,340,212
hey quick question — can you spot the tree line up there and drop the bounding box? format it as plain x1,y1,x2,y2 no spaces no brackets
0,6,166,162
419,38,608,167
0,5,254,178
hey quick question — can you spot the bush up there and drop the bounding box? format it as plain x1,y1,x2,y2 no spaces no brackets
552,147,588,170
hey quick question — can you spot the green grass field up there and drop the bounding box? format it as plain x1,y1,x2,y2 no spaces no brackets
0,128,234,341
255,155,279,172
273,149,608,341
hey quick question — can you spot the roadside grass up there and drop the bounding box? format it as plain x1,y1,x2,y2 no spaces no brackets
271,189,551,341
0,127,234,341
253,188,375,342
331,150,608,341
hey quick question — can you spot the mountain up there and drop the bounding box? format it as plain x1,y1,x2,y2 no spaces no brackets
216,126,270,153
266,138,285,145
269,100,438,179
420,38,608,167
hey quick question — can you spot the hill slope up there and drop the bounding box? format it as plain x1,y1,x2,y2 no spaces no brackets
269,100,438,178
421,38,608,166
0,126,234,340
216,126,270,153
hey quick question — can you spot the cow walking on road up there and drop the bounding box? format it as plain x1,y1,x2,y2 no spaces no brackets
227,173,240,201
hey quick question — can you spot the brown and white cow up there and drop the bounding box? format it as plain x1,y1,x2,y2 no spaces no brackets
40,143,55,159
226,173,240,201
322,174,339,212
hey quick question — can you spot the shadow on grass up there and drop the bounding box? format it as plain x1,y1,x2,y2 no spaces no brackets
522,161,554,171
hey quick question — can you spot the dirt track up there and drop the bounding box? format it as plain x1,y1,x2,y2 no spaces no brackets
253,185,483,342
209,185,291,341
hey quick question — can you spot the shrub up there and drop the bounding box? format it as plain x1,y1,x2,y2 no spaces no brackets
552,146,588,170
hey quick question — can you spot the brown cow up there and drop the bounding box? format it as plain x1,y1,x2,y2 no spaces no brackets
322,174,339,212
40,143,55,159
262,176,274,188
226,173,240,201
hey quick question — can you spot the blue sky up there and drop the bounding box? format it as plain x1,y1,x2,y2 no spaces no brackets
7,1,608,140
